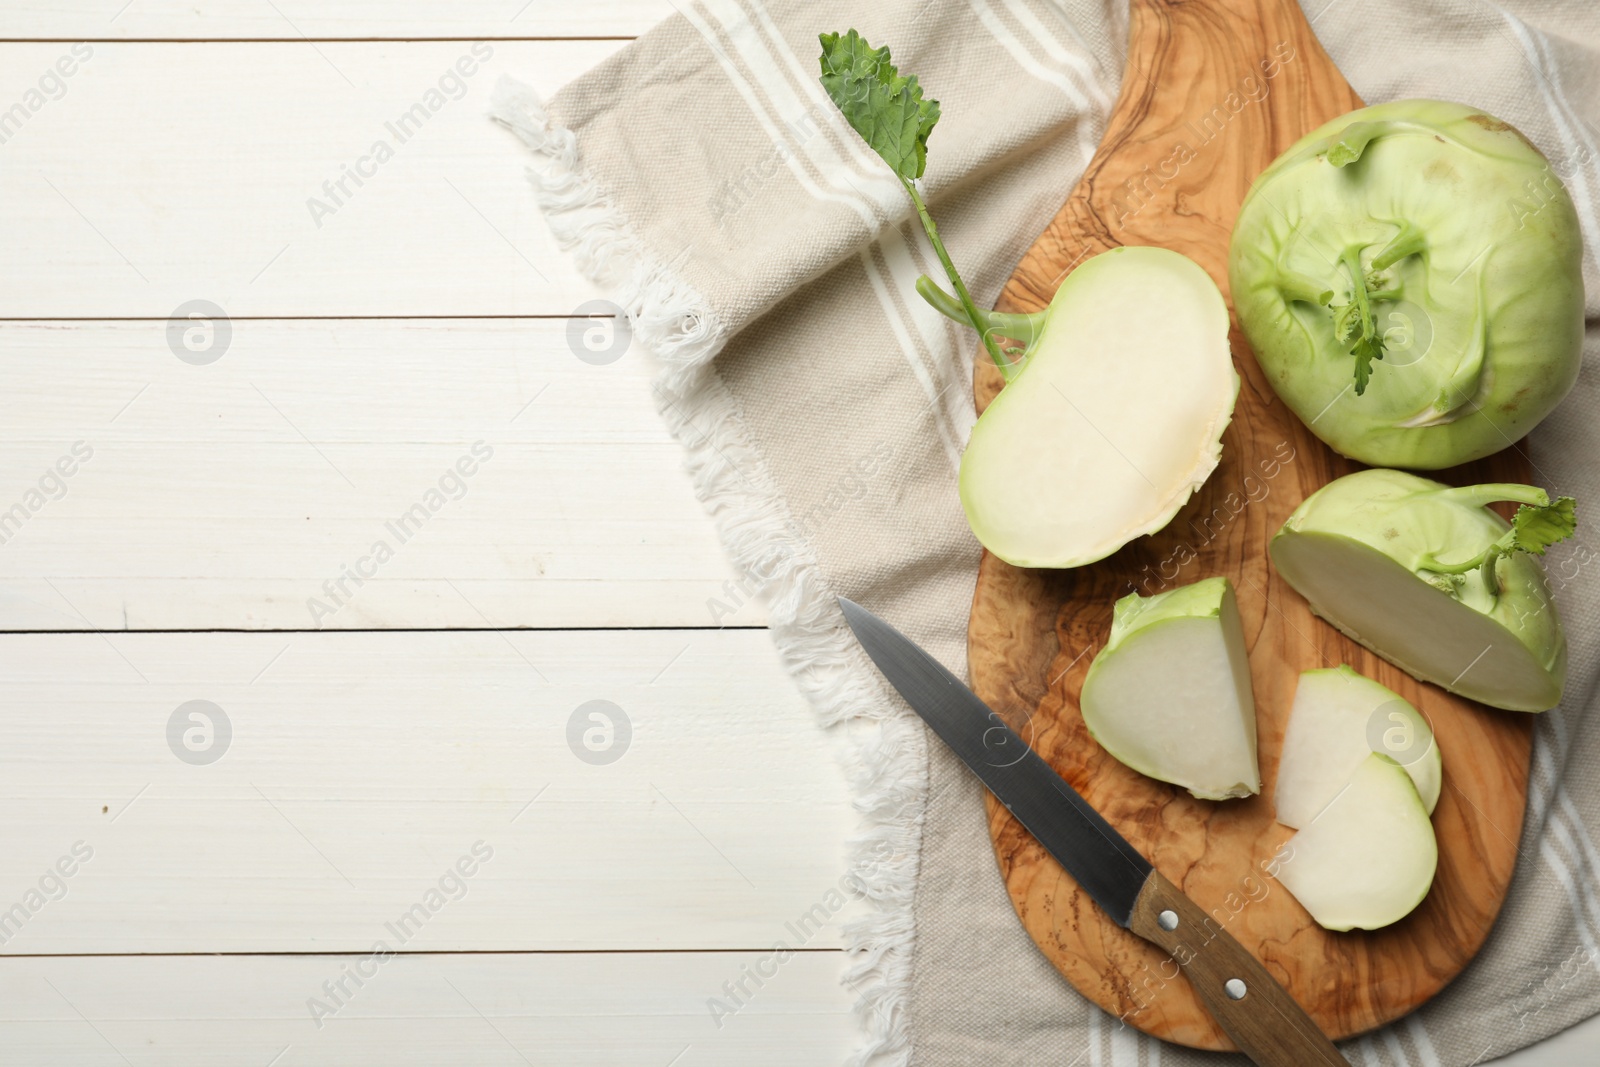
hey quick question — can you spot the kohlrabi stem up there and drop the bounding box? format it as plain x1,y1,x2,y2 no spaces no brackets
1327,121,1385,167
1421,485,1554,596
1422,554,1491,576
1274,268,1335,307
1342,249,1376,341
1418,541,1508,595
915,276,1046,351
1371,221,1427,271
902,177,1018,383
913,273,973,323
1434,484,1552,511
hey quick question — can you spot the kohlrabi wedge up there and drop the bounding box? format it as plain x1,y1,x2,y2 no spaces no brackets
1271,469,1574,712
1275,666,1440,829
1276,752,1438,931
1080,577,1260,800
1230,100,1584,470
818,30,1237,569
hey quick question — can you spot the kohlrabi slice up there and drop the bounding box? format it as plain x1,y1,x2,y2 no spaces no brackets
1080,577,1259,800
1230,100,1584,469
1275,666,1440,829
816,33,1237,570
1271,469,1573,712
954,247,1238,568
1276,753,1438,931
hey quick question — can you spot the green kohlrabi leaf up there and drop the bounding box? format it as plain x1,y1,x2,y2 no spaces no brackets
1481,495,1576,594
1509,495,1577,555
817,29,1024,383
1350,331,1383,395
1334,251,1387,396
817,29,939,181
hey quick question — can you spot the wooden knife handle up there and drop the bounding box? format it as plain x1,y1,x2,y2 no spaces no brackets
1128,870,1351,1066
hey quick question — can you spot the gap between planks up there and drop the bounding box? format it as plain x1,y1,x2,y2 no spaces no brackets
0,626,769,635
0,37,640,43
0,315,617,322
0,948,840,957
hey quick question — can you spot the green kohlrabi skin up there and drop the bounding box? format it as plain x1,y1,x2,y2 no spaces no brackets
1272,469,1567,711
1081,576,1261,799
1107,574,1233,637
1230,100,1585,469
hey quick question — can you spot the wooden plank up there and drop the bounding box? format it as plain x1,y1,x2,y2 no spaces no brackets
0,629,862,953
0,950,1582,1066
0,951,863,1065
0,41,622,317
0,1,675,40
0,319,764,630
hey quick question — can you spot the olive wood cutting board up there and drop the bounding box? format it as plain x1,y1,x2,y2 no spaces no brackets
967,0,1534,1050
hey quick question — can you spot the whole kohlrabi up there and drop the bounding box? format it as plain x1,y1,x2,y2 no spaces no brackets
1230,100,1584,469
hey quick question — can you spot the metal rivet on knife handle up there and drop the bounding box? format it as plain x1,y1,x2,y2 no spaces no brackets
1129,869,1351,1066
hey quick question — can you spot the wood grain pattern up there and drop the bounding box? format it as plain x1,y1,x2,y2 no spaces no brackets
968,0,1535,1050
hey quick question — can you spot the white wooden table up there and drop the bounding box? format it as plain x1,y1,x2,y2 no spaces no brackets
0,4,1589,1064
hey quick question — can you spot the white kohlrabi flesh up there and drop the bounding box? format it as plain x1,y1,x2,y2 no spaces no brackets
1275,666,1441,830
1080,577,1260,800
1271,469,1573,712
957,247,1239,568
1230,100,1584,470
1276,753,1438,931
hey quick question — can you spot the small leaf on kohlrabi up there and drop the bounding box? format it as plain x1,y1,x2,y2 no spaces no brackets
1350,332,1383,396
1509,496,1577,556
1480,495,1576,595
817,29,940,181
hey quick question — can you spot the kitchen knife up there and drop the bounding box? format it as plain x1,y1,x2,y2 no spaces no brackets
838,597,1351,1067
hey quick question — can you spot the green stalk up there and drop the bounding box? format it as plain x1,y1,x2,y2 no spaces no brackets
1342,249,1377,342
902,177,1018,383
1422,485,1554,595
1433,484,1552,511
1273,267,1335,308
915,276,1045,351
1419,541,1507,595
1371,221,1427,271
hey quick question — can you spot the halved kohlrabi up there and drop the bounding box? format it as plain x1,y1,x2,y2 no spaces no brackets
1080,577,1260,800
1271,469,1574,712
1276,752,1438,931
818,36,1237,569
1274,666,1440,830
952,247,1239,568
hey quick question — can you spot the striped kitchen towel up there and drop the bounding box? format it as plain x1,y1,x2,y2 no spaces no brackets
494,1,1600,1063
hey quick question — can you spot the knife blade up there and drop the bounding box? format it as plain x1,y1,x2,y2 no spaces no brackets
838,597,1351,1067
